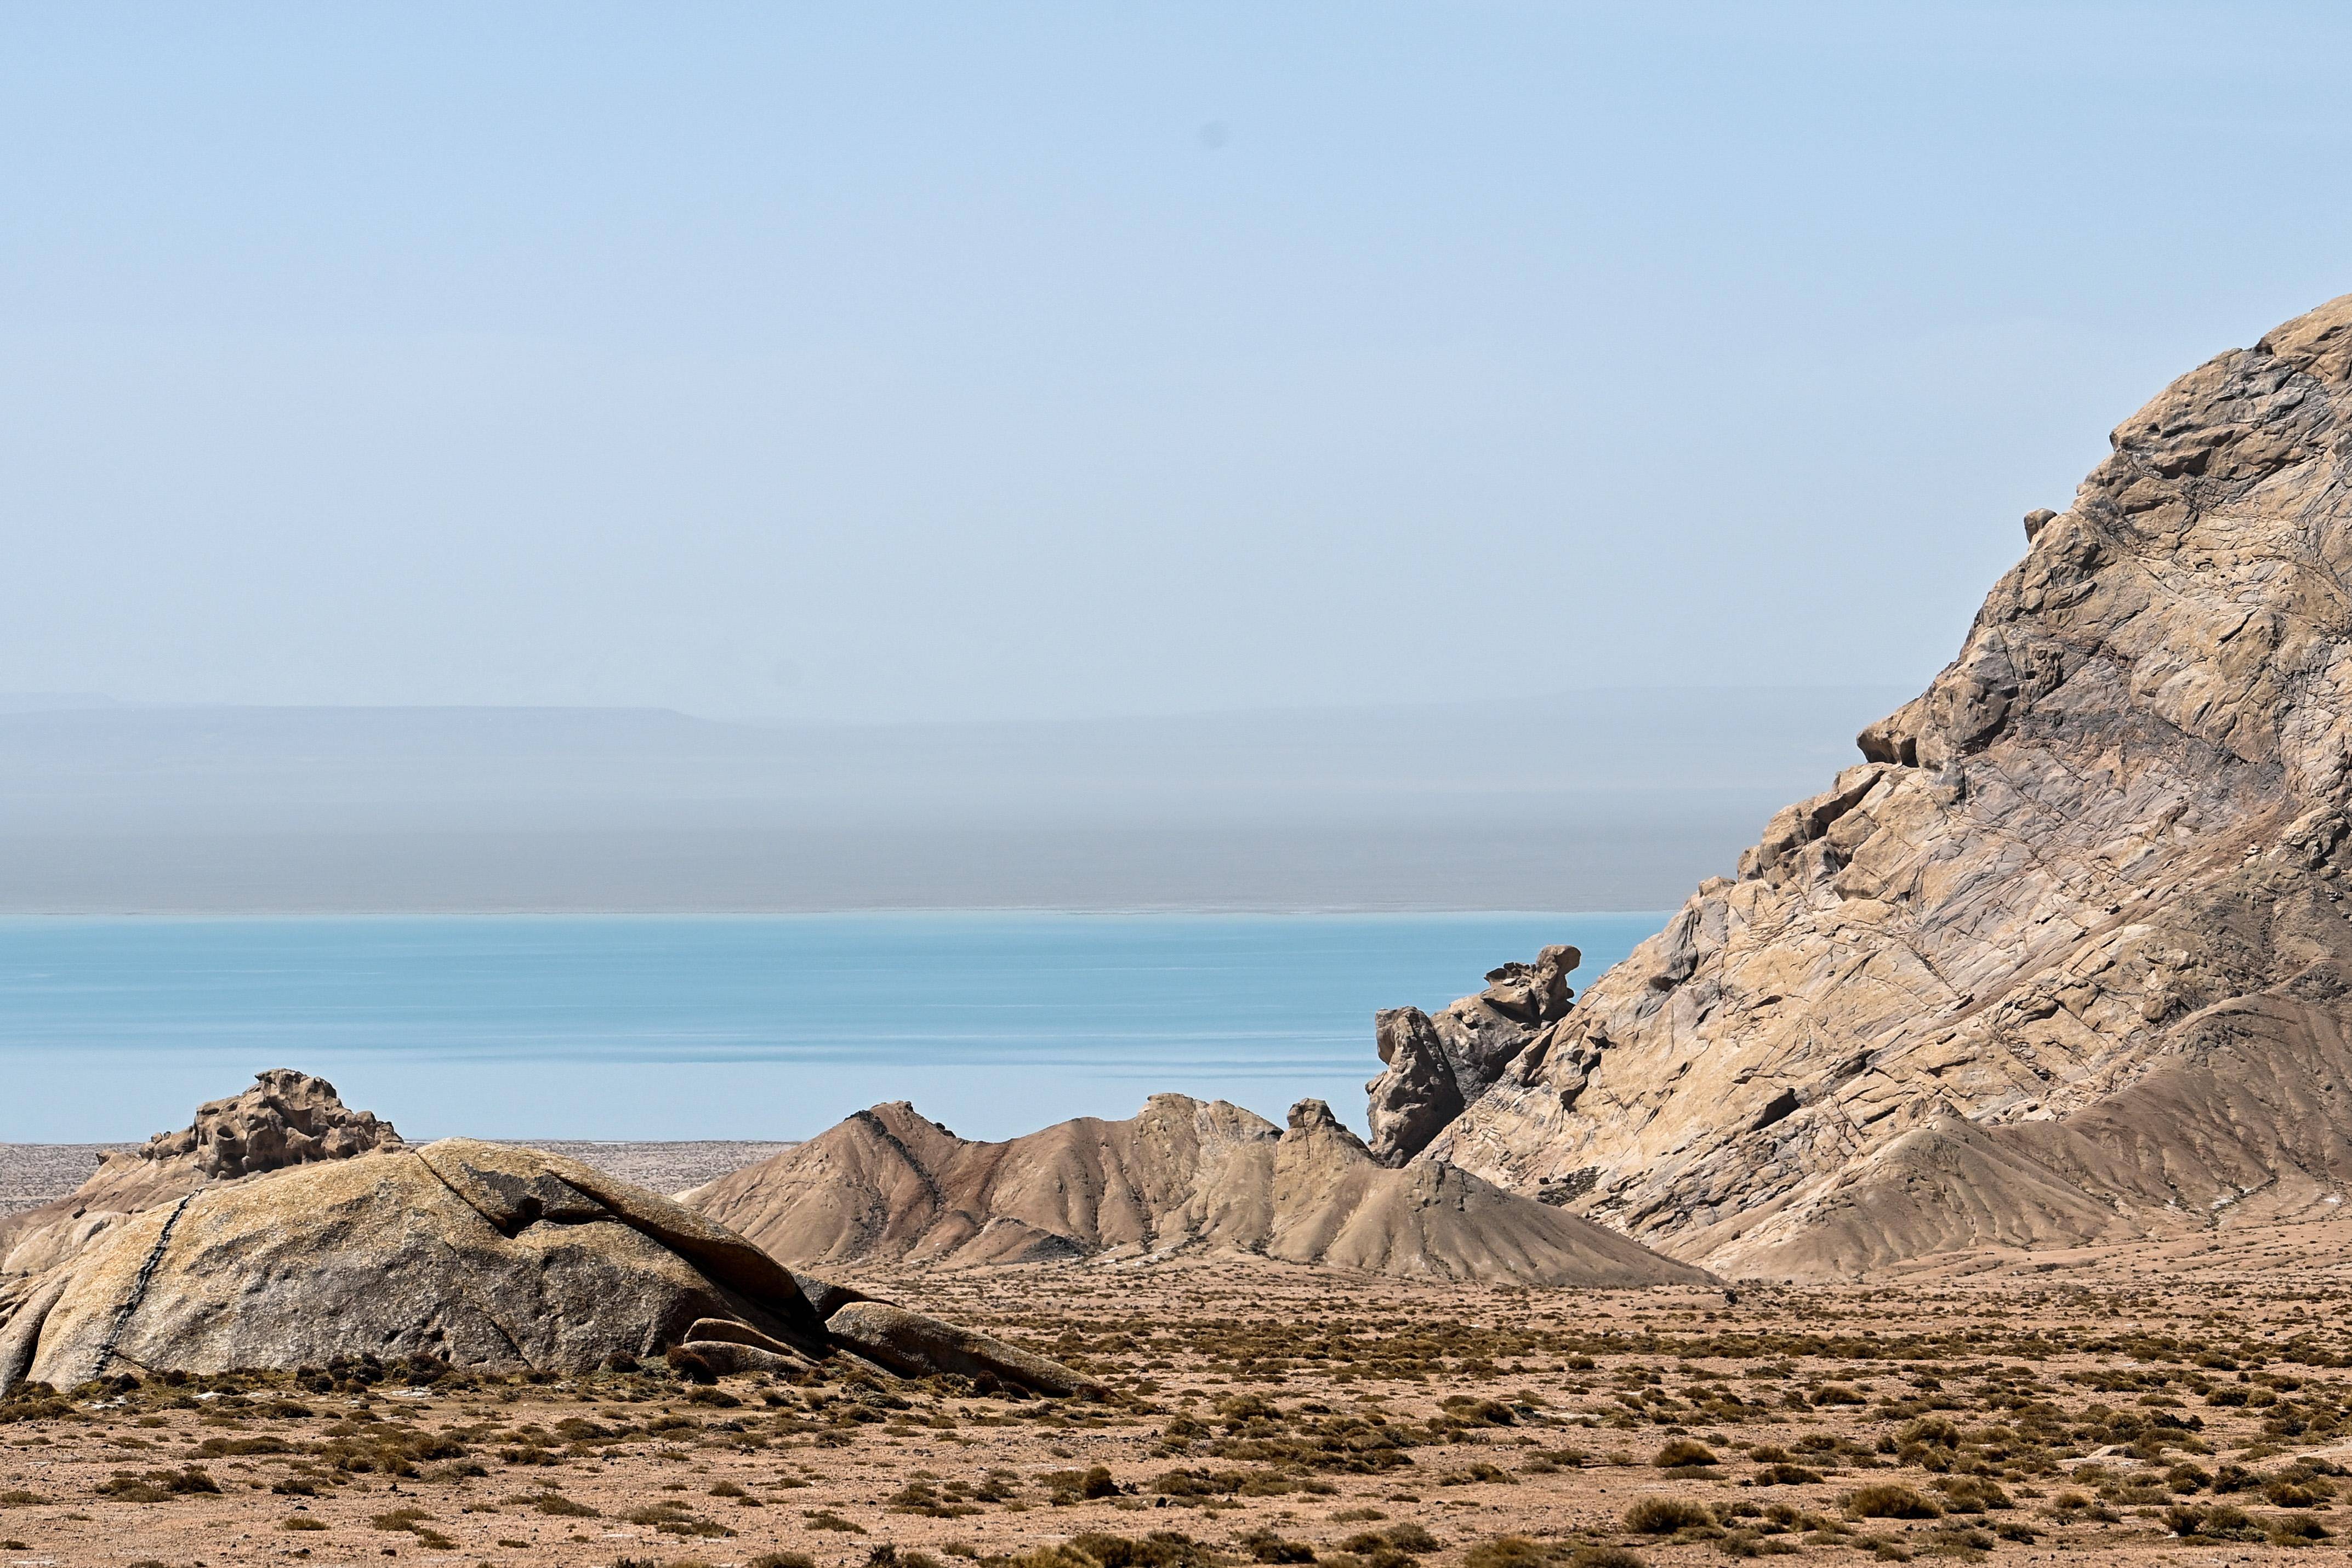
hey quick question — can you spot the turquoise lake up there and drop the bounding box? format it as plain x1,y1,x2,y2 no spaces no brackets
0,913,1667,1143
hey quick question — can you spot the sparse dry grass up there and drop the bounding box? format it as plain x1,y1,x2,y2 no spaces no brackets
1,1255,2350,1564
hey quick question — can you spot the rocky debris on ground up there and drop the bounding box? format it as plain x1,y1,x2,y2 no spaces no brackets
1363,944,1579,1166
682,1092,1711,1287
1400,291,2352,1281
0,1133,1089,1397
0,1070,402,1277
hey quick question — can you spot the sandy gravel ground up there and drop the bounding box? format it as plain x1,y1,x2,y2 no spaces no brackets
0,1148,132,1217
4,1240,2351,1568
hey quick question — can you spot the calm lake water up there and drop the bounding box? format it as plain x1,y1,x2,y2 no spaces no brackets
0,913,1666,1144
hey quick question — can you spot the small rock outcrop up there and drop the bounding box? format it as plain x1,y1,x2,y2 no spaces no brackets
823,1302,1102,1397
140,1067,402,1178
1364,945,1579,1165
683,1092,1710,1288
0,1133,1091,1398
0,1070,402,1277
1413,293,2352,1280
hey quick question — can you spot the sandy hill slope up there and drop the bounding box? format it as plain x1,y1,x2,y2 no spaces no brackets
682,1094,1710,1287
1403,292,2352,1281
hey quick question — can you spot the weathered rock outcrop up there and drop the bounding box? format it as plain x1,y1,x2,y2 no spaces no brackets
1411,293,2352,1280
143,1067,401,1178
684,1094,1711,1287
1365,946,1579,1165
0,1070,401,1276
0,1134,1092,1397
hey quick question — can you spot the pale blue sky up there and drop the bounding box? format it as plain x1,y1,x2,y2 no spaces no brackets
4,3,2348,722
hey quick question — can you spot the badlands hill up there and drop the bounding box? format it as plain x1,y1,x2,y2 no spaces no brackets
1398,292,2352,1280
682,1094,1710,1288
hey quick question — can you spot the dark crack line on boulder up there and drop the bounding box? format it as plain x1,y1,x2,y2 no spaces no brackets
95,1190,196,1376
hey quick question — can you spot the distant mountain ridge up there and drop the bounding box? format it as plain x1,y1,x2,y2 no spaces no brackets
0,687,1905,911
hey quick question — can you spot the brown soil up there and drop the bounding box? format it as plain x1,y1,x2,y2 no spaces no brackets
3,1244,2349,1568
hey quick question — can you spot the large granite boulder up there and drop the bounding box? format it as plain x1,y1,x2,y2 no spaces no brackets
0,1137,1092,1398
1,1139,822,1391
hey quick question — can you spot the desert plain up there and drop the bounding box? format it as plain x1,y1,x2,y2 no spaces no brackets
4,1225,2351,1568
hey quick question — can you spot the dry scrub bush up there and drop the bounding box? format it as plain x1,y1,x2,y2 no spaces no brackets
95,1466,221,1502
1622,1497,1715,1533
1841,1483,1941,1520
1239,1526,1315,1564
1459,1538,1548,1568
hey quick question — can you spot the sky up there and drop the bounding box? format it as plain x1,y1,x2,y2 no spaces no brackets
5,3,2350,724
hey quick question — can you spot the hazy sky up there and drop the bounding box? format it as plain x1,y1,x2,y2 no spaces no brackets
5,3,2349,723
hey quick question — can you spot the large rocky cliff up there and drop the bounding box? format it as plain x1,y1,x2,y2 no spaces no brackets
1415,294,2352,1279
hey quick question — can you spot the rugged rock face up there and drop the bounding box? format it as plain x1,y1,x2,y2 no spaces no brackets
1364,946,1579,1165
1416,293,2352,1280
0,1070,402,1276
684,1093,1711,1287
141,1067,402,1178
0,1136,1092,1396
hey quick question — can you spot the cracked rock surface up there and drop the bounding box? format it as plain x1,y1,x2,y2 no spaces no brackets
0,1132,1094,1395
1416,292,2352,1280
